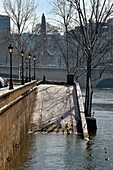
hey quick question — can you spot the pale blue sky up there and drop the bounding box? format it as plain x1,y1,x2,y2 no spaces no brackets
37,0,51,16
0,0,52,17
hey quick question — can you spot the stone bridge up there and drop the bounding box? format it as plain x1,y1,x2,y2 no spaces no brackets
0,65,113,88
77,66,113,88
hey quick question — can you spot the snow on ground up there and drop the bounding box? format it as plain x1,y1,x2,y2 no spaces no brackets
30,84,77,134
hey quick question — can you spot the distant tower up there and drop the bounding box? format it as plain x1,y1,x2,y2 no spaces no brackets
41,13,46,36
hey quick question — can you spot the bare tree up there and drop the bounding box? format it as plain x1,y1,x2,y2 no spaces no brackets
3,0,39,78
67,0,113,116
49,0,78,73
49,0,113,116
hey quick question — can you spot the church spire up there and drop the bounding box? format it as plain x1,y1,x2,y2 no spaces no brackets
41,13,46,35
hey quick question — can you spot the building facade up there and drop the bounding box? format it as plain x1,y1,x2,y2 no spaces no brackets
0,15,10,35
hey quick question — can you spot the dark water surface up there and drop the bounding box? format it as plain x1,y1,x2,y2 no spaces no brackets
11,88,113,170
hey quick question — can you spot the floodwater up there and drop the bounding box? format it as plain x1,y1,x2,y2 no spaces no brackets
11,88,113,170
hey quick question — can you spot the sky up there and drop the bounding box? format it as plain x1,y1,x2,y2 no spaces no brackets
0,0,52,17
37,0,52,16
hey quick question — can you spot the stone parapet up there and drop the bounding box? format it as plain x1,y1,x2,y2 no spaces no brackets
0,80,37,110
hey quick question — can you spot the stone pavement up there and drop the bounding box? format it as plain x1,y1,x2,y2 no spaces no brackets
30,84,77,134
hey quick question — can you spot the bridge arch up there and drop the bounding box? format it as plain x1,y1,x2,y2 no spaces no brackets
96,78,113,88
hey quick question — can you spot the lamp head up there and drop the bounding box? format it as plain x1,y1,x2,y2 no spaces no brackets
33,55,36,60
21,49,24,57
26,57,28,62
28,52,31,59
8,44,13,53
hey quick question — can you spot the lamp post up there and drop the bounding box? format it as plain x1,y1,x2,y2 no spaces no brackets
33,55,36,80
25,57,28,83
8,44,13,90
20,50,24,85
28,52,31,82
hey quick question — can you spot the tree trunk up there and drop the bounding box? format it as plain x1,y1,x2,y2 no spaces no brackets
85,54,92,117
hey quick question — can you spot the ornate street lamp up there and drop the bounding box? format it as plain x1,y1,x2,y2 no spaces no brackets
25,57,28,83
20,49,24,85
8,44,13,90
33,55,36,80
28,52,31,82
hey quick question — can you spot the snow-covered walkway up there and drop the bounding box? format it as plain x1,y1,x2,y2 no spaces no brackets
30,84,77,134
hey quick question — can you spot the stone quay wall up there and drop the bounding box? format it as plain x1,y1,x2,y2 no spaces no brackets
0,81,37,170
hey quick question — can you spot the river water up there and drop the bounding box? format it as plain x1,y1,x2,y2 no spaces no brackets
11,88,113,170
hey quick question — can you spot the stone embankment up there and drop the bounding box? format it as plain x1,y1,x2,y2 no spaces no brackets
0,81,37,170
30,84,79,134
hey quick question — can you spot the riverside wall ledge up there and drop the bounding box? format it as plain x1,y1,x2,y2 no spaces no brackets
0,81,37,170
74,83,89,139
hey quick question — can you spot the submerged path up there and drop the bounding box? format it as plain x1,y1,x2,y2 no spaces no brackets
30,84,78,134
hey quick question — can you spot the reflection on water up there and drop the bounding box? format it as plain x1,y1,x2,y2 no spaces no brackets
11,88,113,170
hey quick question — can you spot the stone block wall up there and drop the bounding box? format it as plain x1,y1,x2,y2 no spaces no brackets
0,81,37,170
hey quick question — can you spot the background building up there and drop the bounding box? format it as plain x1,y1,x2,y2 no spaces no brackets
0,15,10,35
